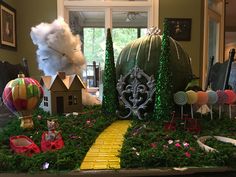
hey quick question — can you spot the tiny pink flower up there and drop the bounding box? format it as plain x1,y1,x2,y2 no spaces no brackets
183,142,189,147
86,120,91,124
175,143,181,148
185,152,191,158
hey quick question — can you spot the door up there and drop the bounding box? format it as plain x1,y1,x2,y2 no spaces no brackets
56,96,64,114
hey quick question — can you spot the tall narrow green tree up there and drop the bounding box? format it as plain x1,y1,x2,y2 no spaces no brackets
153,19,173,120
102,28,118,114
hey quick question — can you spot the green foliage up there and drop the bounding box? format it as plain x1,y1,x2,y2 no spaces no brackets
84,28,105,65
0,106,116,173
153,19,173,121
102,28,118,115
120,114,236,168
112,28,138,60
83,28,141,66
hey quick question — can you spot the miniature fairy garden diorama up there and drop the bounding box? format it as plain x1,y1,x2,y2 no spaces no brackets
0,18,236,174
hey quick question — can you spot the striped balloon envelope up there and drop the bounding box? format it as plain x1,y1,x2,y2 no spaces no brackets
2,74,43,118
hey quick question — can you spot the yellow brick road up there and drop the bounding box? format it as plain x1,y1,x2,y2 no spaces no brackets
80,120,131,170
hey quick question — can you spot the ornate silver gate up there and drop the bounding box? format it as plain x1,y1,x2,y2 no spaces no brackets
116,66,156,120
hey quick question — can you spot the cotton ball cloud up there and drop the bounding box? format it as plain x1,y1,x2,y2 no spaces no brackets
30,17,86,77
30,18,100,105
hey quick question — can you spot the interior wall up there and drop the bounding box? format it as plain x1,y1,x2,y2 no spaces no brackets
16,0,57,80
0,0,18,63
159,0,203,79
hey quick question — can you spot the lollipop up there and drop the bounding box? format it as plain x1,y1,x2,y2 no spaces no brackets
224,90,236,104
224,90,236,119
186,90,197,118
207,90,218,120
196,91,208,105
186,90,198,104
216,90,228,119
174,91,187,119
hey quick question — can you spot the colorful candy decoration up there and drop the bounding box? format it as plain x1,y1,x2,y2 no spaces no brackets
186,90,197,118
224,90,236,119
186,90,198,105
196,91,209,116
206,90,218,120
174,89,236,122
174,91,187,119
2,74,43,129
216,90,228,119
196,91,208,105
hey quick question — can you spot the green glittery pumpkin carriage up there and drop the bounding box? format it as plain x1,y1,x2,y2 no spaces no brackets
115,28,193,119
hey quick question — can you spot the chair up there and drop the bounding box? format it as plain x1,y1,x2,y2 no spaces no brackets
0,58,29,98
207,48,235,91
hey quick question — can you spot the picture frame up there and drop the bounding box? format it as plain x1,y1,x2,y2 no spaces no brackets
0,1,16,50
166,18,192,41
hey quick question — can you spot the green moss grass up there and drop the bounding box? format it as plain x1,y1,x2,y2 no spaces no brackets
1,107,236,173
0,106,116,173
120,113,236,169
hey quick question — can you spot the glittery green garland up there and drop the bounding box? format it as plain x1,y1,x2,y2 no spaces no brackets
153,19,173,121
102,28,118,114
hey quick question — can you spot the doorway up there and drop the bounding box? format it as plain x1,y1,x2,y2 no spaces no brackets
56,96,64,114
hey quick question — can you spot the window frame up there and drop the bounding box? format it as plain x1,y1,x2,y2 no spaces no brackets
57,0,159,29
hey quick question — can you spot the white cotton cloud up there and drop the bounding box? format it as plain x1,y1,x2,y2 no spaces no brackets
30,18,100,105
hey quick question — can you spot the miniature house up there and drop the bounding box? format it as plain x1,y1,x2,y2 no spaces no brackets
40,72,85,115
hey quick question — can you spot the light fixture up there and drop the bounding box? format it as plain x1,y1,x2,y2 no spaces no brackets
126,12,138,22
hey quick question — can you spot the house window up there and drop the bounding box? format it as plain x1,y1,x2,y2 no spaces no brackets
73,96,78,105
68,95,73,105
44,96,48,107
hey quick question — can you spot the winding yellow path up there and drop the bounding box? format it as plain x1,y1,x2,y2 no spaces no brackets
80,120,131,170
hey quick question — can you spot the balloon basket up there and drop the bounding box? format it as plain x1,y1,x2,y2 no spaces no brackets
19,115,34,129
9,135,40,157
41,131,64,152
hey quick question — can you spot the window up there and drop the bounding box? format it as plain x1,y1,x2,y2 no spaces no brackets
73,96,78,105
68,95,73,105
44,96,48,107
61,0,159,86
68,95,78,105
203,0,224,89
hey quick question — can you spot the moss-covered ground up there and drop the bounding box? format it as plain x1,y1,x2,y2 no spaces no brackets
1,107,236,173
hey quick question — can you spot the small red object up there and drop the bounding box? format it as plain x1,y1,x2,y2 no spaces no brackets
10,135,40,157
185,118,201,133
164,122,176,131
41,131,64,152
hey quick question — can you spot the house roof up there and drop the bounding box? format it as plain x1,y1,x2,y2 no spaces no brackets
40,72,86,90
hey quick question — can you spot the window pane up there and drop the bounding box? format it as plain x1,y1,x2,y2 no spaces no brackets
112,11,147,61
208,18,219,62
69,11,105,66
112,28,138,60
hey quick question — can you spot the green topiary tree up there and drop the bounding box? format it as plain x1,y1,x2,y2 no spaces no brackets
102,28,118,114
153,19,173,121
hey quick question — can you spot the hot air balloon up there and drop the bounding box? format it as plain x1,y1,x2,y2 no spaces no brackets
2,74,43,129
